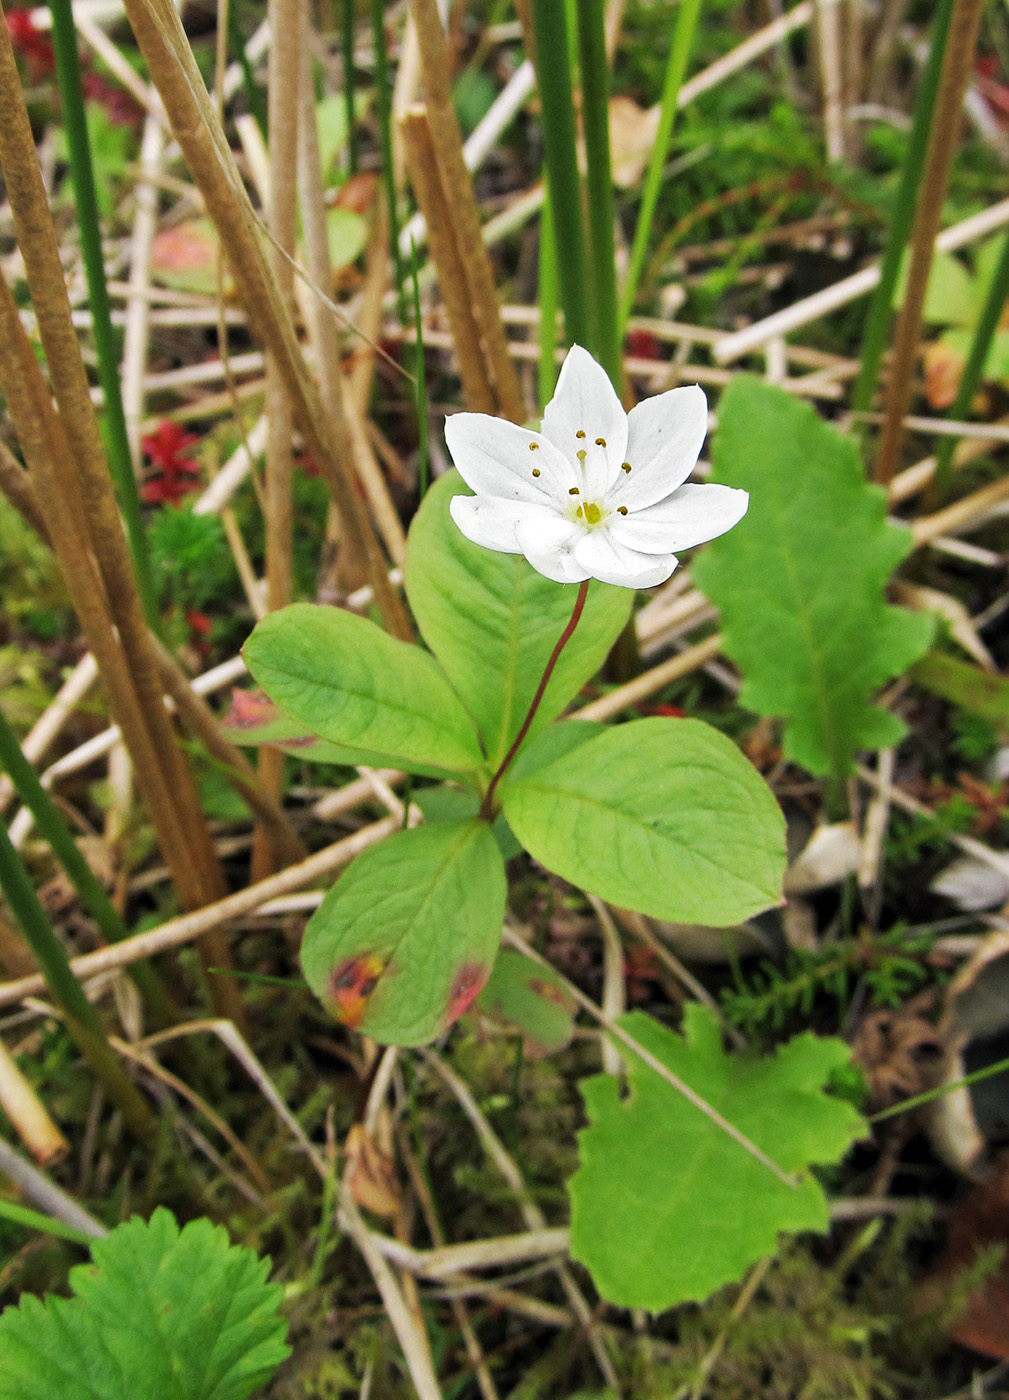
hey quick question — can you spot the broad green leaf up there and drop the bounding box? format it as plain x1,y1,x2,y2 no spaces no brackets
219,687,462,779
411,784,522,858
475,948,576,1056
569,1006,865,1311
243,602,486,781
501,716,785,925
692,379,934,778
0,1208,290,1400
301,819,506,1045
405,472,632,768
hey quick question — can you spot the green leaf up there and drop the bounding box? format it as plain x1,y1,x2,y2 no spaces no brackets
692,379,934,779
404,472,632,768
910,649,1009,730
301,819,506,1045
411,784,522,859
475,948,576,1056
569,1006,865,1311
501,716,785,925
0,1208,290,1400
243,603,486,782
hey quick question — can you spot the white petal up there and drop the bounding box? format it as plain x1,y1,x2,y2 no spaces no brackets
515,515,589,583
609,384,709,510
572,529,678,589
449,493,552,555
606,483,749,554
445,413,577,505
541,345,628,499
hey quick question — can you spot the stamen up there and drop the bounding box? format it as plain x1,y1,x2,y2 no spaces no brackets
575,505,584,518
529,442,539,451
595,437,606,447
532,468,541,477
576,449,587,463
621,462,632,473
576,429,586,439
617,506,628,515
568,487,580,495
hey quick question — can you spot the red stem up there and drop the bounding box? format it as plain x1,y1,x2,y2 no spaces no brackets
479,579,590,820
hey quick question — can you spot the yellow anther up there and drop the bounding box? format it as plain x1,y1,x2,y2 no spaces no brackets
569,487,580,495
577,449,587,463
576,429,586,439
532,468,541,477
617,506,628,515
595,437,606,447
584,502,602,525
621,462,632,473
529,442,539,450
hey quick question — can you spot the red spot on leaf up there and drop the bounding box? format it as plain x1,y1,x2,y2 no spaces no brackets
443,963,489,1030
328,953,388,1030
528,977,568,1007
223,689,279,729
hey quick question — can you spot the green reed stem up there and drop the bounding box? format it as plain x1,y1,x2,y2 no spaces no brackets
410,237,428,498
575,0,621,388
46,0,160,634
530,0,589,349
342,0,357,173
0,818,154,1140
0,1198,98,1248
619,0,701,329
932,228,1009,499
226,0,267,136
0,710,173,1021
538,178,559,409
371,0,406,321
850,0,955,416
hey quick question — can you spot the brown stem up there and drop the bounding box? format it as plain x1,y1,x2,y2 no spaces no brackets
480,579,590,820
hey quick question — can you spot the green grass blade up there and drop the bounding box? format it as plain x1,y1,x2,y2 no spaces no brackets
932,227,1009,497
576,0,621,388
850,0,955,416
342,0,357,173
0,1198,99,1248
619,0,701,329
538,177,559,410
46,0,160,633
530,0,589,349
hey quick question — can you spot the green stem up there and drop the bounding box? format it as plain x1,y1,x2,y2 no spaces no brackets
480,579,590,819
0,818,154,1140
932,226,1009,499
619,0,701,329
371,0,406,321
575,0,620,387
530,0,589,349
46,0,160,633
0,1197,99,1248
0,710,174,1022
850,0,955,416
538,177,559,409
342,0,357,174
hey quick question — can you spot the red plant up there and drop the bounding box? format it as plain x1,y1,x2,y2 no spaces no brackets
141,420,201,504
5,8,55,81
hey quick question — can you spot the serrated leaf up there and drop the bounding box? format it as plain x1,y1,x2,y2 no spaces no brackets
569,1006,865,1311
692,379,934,778
301,819,506,1045
475,948,576,1056
0,1208,290,1400
501,717,785,925
243,602,486,782
405,472,632,769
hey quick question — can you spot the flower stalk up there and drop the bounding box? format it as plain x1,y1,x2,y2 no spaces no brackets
480,579,590,819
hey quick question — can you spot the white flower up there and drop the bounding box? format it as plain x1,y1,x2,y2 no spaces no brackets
445,344,749,589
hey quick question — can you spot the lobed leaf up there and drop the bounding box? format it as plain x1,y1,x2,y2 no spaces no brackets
301,819,506,1045
501,716,785,925
242,602,486,782
693,379,934,778
0,1208,290,1400
405,472,632,769
569,1005,865,1311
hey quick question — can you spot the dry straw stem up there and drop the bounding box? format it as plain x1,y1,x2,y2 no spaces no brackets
117,0,410,639
408,0,525,423
0,816,401,1010
0,1137,107,1240
0,1035,68,1166
0,437,51,544
400,106,498,414
874,0,987,485
0,29,244,1022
